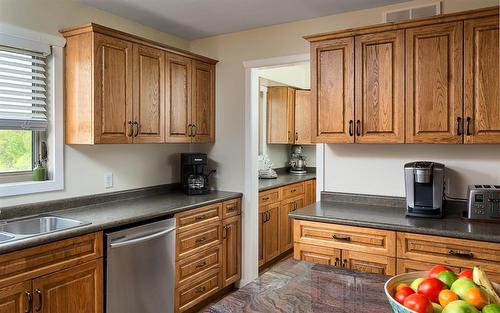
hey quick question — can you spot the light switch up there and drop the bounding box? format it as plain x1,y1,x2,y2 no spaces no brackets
104,173,113,189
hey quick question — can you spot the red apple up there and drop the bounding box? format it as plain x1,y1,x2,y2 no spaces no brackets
459,269,473,280
429,265,454,278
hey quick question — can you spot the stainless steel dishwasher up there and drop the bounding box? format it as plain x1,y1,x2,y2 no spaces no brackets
106,218,175,313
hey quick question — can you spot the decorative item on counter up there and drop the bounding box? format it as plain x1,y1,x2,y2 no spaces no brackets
258,154,277,179
289,145,307,175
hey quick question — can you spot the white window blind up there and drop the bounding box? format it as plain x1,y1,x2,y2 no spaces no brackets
0,45,48,131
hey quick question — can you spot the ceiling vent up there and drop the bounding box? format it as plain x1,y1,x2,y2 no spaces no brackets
384,2,441,23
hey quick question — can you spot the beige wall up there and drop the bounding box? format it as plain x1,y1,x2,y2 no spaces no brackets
190,0,499,195
0,0,191,207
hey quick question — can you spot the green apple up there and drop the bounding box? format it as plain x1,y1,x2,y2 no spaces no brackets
437,271,458,288
450,278,478,299
410,277,425,292
442,300,479,313
433,302,443,313
483,304,500,313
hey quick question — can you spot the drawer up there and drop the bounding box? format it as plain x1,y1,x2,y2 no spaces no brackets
222,198,241,219
0,232,102,288
176,246,222,286
176,268,221,313
176,203,222,233
397,232,500,271
259,188,281,206
294,220,396,257
397,259,461,275
342,250,396,276
177,222,222,260
282,182,305,200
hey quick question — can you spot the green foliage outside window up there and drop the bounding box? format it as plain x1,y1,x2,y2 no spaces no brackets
0,130,33,173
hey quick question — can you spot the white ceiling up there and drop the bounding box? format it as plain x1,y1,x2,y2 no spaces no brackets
79,0,408,39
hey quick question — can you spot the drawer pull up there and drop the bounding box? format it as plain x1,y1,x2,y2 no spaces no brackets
195,236,207,243
334,257,340,267
448,250,474,258
262,196,270,201
195,214,207,221
342,259,348,268
195,261,207,269
196,286,206,293
227,206,236,212
332,234,351,242
291,189,296,193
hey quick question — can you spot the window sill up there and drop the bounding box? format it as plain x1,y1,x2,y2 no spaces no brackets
0,179,63,197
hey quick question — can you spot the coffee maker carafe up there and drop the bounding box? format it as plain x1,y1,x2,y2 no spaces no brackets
404,161,444,218
181,153,212,195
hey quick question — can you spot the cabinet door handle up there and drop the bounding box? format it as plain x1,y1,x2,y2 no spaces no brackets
132,122,139,137
334,257,340,267
193,124,198,137
24,291,32,313
466,117,472,136
223,225,228,239
35,289,42,312
187,124,193,137
456,117,462,135
332,234,351,242
127,121,134,137
356,120,361,136
295,132,299,141
448,250,474,259
266,211,270,222
195,236,207,243
342,259,348,268
348,120,354,136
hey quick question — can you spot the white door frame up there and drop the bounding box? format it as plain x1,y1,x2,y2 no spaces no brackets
240,53,324,287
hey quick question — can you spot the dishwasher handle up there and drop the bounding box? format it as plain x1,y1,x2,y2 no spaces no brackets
109,227,176,249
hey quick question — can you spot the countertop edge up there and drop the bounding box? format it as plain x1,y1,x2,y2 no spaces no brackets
258,175,316,192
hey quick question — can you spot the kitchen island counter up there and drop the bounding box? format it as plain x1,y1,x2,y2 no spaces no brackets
205,258,391,313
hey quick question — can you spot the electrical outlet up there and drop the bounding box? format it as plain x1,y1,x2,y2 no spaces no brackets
104,173,113,189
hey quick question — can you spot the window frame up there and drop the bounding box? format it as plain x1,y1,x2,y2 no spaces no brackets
0,23,65,197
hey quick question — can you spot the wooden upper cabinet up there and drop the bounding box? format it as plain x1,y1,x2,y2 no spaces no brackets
93,34,133,144
61,23,217,144
311,37,354,143
294,90,312,144
406,22,463,144
132,44,165,143
165,53,192,142
33,260,102,313
267,86,294,144
192,61,216,143
355,30,405,143
464,16,500,144
0,281,31,313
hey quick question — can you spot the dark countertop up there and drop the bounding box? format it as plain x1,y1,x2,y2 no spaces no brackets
0,190,242,254
289,200,500,243
259,172,316,192
205,258,391,313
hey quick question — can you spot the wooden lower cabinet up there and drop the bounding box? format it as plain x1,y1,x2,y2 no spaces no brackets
304,180,316,205
342,250,395,275
0,281,31,313
33,260,103,313
174,198,242,313
279,195,304,254
261,203,281,263
294,243,340,266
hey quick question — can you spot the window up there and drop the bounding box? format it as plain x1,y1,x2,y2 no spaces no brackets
0,47,48,179
0,22,65,197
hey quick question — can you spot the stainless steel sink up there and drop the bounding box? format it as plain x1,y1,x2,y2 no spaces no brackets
0,215,89,243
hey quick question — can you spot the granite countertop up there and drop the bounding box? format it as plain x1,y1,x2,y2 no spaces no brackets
259,172,316,192
0,190,242,254
289,199,500,243
205,258,391,313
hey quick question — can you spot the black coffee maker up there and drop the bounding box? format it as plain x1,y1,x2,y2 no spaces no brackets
181,153,213,195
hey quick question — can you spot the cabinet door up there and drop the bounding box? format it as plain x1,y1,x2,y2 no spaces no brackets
304,179,316,206
294,243,341,266
464,16,500,144
267,87,294,144
406,22,463,143
355,30,404,143
294,90,311,144
342,250,396,275
222,215,241,287
165,53,192,143
258,209,266,267
264,203,280,262
191,61,215,143
0,281,31,313
93,33,133,144
132,44,165,143
311,37,354,143
279,195,304,254
32,260,103,313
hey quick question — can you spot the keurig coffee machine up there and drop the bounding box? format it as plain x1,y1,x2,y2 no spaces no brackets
404,161,445,218
181,153,213,195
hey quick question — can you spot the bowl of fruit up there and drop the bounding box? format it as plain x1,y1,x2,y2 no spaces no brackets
385,266,500,313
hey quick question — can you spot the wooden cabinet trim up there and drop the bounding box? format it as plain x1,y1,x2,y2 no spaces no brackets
0,232,102,289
